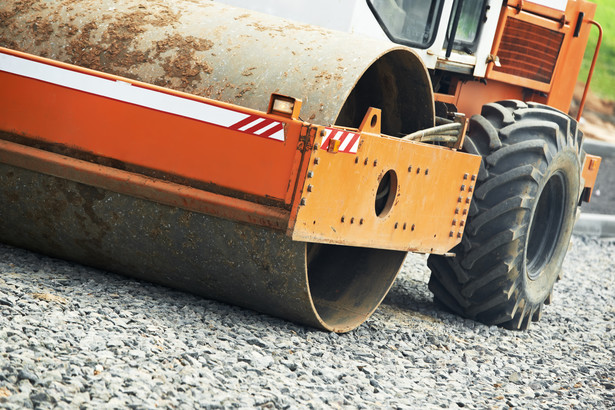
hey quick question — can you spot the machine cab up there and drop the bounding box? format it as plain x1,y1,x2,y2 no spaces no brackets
367,0,499,76
215,0,595,116
215,0,504,78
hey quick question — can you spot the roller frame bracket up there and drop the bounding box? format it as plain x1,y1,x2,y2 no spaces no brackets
290,130,481,254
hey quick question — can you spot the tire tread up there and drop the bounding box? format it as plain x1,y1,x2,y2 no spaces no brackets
427,101,583,329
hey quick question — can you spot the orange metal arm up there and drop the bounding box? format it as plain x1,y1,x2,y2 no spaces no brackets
0,139,290,230
577,20,603,122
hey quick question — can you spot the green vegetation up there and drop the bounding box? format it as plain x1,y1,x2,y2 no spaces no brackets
578,0,615,101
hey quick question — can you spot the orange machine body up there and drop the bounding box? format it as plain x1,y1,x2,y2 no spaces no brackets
0,47,481,254
436,0,598,118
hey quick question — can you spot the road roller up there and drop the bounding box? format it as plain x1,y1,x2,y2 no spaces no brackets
0,0,601,331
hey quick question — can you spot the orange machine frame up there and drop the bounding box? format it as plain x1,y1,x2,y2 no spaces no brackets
0,47,482,254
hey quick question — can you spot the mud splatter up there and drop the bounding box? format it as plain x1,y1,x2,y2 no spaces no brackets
155,34,213,55
65,22,105,71
31,18,53,46
64,11,154,76
2,0,45,17
0,38,20,51
248,21,329,38
154,34,214,90
0,11,13,25
159,53,212,87
241,67,256,77
148,7,182,27
99,11,150,72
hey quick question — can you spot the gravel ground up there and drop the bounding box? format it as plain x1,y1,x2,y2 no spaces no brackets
1,235,614,409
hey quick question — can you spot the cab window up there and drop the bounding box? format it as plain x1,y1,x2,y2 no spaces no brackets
367,0,445,49
447,0,488,53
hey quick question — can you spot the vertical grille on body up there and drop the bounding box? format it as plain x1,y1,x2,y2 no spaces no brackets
494,17,564,84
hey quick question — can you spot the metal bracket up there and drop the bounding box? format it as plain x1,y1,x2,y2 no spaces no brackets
486,54,501,68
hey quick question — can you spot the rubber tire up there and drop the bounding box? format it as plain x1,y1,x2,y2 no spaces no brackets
427,100,584,330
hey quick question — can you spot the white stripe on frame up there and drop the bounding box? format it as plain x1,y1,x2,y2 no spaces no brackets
0,52,250,129
253,121,278,135
338,133,355,151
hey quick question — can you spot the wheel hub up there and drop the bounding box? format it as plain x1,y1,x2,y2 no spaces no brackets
526,172,567,280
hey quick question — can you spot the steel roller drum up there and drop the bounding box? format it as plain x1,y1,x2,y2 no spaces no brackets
0,0,434,331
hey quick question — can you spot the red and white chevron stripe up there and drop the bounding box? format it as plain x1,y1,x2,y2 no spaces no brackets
321,128,360,154
228,115,285,141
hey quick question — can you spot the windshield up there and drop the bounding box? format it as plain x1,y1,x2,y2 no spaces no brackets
447,0,487,53
368,0,486,52
367,0,445,49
